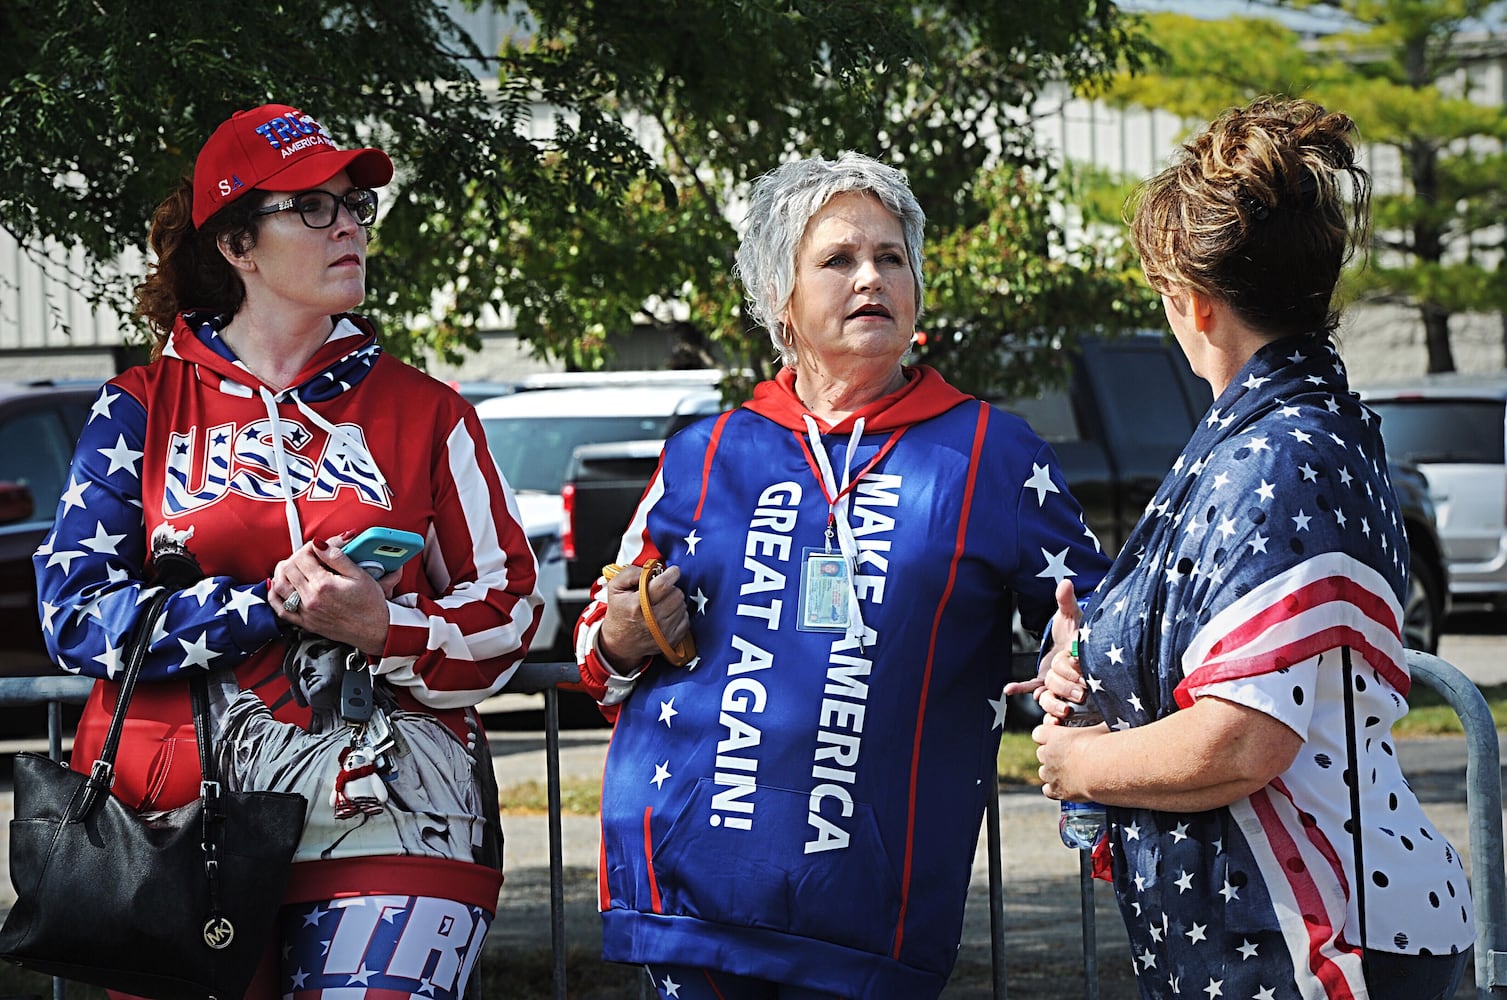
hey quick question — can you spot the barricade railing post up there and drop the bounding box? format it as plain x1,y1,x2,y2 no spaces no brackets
542,684,567,1000
1406,650,1507,998
1077,849,1099,1000
987,767,1007,999
499,660,583,1000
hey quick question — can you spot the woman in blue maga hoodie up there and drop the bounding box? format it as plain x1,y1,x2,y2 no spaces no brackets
573,152,1110,999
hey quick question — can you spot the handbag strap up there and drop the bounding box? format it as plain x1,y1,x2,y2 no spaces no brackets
74,587,173,817
190,672,230,920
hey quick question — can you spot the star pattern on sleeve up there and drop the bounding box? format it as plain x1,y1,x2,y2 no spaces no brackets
97,435,144,477
177,632,222,670
221,588,264,623
1023,463,1061,506
1036,547,1076,584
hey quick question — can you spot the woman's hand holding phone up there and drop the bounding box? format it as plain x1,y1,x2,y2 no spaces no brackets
272,528,422,653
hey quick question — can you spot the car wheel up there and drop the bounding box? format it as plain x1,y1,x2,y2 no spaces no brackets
1403,551,1443,654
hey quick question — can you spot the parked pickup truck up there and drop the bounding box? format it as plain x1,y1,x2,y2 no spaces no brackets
558,335,1450,725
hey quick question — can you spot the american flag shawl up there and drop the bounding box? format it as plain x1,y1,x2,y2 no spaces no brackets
1076,336,1472,999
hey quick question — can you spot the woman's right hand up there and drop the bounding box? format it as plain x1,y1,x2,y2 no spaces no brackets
597,562,690,671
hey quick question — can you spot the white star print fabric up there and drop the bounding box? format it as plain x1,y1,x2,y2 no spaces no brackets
1077,338,1473,997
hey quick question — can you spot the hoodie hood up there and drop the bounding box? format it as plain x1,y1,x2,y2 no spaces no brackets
162,311,389,552
742,364,972,433
165,311,382,401
742,363,974,646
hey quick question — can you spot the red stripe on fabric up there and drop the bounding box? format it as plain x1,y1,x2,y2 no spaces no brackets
598,814,611,911
702,969,730,1000
1175,625,1406,709
1267,778,1350,892
643,806,663,913
893,402,989,959
694,411,733,522
282,856,502,911
1206,575,1399,659
1249,786,1362,998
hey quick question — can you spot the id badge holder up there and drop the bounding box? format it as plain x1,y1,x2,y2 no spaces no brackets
797,547,850,633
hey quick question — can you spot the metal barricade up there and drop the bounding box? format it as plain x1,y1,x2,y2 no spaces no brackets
495,660,581,1000
2,653,1500,1000
1408,650,1507,999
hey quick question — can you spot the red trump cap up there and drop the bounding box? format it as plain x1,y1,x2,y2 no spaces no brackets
192,103,393,228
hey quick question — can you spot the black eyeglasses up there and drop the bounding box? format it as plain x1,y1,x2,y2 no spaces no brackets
251,188,379,229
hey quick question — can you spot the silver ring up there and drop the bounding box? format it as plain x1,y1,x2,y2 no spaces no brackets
282,591,303,614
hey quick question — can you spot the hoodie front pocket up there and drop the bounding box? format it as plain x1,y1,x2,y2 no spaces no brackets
649,777,903,955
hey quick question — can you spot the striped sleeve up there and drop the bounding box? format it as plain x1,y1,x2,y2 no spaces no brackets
378,408,543,708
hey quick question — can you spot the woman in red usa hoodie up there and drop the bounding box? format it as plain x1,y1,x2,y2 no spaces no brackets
574,152,1111,999
33,103,542,1000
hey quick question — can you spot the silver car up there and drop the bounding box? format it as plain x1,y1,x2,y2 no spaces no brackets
1360,373,1507,606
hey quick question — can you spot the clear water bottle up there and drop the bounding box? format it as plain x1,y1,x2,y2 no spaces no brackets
1059,800,1107,850
1057,705,1107,850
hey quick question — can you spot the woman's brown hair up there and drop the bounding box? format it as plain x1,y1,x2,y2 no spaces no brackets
1128,96,1372,338
133,179,264,359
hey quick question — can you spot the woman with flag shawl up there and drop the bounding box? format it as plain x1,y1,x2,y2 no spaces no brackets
1023,98,1474,999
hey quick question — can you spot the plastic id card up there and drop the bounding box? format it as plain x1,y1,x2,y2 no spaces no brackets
798,547,851,632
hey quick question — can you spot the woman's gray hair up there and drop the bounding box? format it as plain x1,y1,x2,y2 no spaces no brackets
734,151,926,366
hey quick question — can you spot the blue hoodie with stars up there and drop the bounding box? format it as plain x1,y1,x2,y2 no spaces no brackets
574,365,1109,998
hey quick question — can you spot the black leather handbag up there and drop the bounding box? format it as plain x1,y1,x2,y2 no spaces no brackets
0,589,308,999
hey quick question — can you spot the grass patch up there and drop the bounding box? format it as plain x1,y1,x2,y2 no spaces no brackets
997,730,1043,786
500,776,603,816
1396,681,1507,737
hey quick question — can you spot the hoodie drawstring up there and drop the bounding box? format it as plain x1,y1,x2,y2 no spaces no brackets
258,386,307,553
256,385,394,555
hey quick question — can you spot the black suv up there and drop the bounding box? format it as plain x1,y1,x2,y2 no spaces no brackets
0,380,100,682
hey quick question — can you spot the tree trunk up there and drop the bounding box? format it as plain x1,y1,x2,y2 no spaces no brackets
1423,304,1455,373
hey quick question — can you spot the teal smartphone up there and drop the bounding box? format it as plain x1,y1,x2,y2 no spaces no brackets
342,527,424,579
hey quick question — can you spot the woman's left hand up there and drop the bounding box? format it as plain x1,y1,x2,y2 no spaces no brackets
272,536,392,654
1033,718,1108,802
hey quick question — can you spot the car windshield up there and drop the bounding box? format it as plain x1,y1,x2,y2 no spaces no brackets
1370,399,1505,465
482,415,675,493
